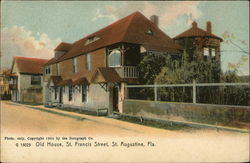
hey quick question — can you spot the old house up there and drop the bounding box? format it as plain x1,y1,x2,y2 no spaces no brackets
173,21,223,82
0,69,12,100
43,12,182,114
10,56,49,104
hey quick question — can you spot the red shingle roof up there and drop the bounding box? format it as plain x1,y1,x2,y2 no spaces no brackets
72,77,89,86
58,79,72,86
44,57,57,66
91,67,121,83
44,42,72,66
52,12,182,63
173,21,223,41
14,56,49,74
55,42,72,51
49,76,62,86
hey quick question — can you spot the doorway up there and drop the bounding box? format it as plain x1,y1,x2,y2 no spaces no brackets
112,87,119,112
59,87,63,104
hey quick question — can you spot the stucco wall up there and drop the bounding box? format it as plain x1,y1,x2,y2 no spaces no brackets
18,74,43,104
62,84,110,110
123,100,250,125
22,88,43,104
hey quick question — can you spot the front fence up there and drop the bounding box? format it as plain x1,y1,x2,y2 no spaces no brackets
125,81,249,106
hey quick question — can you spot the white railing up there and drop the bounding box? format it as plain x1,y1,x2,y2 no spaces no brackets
125,81,249,105
115,66,139,78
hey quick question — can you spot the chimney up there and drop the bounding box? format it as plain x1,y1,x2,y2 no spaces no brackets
192,21,198,28
207,21,212,34
150,15,159,27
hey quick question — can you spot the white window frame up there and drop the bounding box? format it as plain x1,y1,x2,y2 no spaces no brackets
45,66,51,75
31,75,41,85
73,57,78,73
108,49,121,67
57,63,60,75
86,54,91,71
211,48,216,57
204,48,209,56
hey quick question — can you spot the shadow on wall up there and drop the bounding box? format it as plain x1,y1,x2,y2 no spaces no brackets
22,87,43,105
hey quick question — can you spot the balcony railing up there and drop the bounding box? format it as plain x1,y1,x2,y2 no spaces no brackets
115,66,139,78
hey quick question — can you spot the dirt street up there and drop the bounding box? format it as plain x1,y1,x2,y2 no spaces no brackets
1,101,249,162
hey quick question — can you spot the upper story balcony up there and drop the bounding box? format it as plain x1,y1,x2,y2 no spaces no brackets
114,66,139,78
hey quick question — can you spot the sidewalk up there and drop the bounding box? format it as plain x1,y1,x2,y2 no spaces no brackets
8,101,250,134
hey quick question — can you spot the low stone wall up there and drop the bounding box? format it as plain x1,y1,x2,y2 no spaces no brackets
123,100,250,126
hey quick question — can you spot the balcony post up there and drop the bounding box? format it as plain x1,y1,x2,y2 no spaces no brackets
121,44,125,66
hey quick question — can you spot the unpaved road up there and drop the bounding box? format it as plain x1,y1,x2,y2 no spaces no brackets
1,101,249,162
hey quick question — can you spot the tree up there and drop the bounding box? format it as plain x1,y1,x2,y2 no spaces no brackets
221,31,249,74
137,52,177,84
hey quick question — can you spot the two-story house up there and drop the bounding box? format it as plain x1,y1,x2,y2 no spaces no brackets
0,69,12,100
174,21,223,82
10,56,49,104
43,11,182,114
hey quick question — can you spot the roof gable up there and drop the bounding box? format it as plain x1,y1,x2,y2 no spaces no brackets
48,76,62,86
91,67,121,83
55,42,72,51
13,56,49,74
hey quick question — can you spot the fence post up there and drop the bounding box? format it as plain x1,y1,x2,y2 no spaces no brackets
154,83,157,102
193,80,196,104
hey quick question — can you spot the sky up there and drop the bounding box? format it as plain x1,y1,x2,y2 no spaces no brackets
1,1,249,75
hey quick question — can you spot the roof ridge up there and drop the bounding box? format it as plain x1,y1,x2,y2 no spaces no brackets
173,25,222,41
73,11,142,45
14,56,49,61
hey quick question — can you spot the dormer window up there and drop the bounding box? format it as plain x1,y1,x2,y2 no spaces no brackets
146,29,153,35
85,36,100,45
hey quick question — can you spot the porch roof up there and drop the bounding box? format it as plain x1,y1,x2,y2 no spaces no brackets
49,76,62,86
91,67,122,83
72,77,89,86
58,79,73,86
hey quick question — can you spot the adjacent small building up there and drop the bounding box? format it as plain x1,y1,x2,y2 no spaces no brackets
10,56,49,104
174,21,223,82
0,69,12,100
43,12,182,114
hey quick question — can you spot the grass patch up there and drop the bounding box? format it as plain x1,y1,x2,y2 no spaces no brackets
21,102,43,106
117,114,197,131
54,107,107,116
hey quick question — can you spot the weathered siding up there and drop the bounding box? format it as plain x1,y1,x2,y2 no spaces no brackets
14,74,44,104
51,64,58,76
22,88,43,104
59,48,106,81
